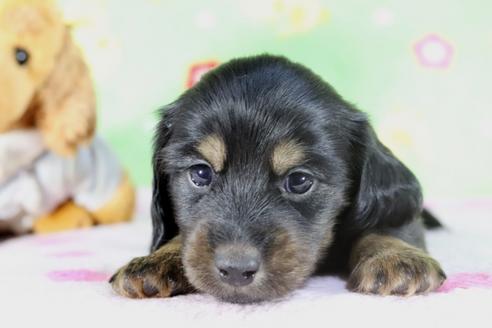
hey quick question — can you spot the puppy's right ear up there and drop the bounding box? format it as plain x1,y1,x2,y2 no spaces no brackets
344,114,423,232
150,104,179,252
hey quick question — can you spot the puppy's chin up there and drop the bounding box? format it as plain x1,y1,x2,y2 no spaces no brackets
214,288,275,304
183,267,308,304
222,295,264,304
182,224,317,303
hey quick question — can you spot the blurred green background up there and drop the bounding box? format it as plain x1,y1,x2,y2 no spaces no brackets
58,0,492,198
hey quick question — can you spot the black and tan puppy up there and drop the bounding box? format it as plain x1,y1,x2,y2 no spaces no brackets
110,55,445,303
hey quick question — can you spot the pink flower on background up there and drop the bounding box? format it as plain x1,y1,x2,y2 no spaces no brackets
414,34,453,69
438,272,492,293
195,10,217,29
186,60,219,88
372,7,394,26
47,269,110,282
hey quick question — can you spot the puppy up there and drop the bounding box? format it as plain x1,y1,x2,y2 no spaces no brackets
111,55,445,303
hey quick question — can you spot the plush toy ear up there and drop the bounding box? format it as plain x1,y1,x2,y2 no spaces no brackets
33,29,96,156
150,105,179,252
347,121,423,231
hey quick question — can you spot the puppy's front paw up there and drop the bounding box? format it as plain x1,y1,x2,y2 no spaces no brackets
348,235,446,296
110,244,193,298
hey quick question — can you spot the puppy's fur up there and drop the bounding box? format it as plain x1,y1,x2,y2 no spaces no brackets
111,55,445,303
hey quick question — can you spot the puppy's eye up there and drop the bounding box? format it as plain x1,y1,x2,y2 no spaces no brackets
189,164,213,187
15,48,29,66
284,172,313,194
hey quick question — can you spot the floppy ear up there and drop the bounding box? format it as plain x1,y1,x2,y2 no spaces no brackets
33,29,96,156
347,122,423,231
150,105,180,252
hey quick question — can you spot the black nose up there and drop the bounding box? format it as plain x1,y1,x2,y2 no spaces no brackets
215,247,260,287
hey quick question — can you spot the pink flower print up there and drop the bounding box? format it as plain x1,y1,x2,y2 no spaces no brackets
414,34,454,69
47,269,110,282
438,272,492,293
186,61,219,88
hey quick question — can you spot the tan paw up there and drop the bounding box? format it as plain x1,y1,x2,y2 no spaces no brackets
40,110,94,156
347,245,446,296
92,173,135,225
110,243,193,298
33,202,94,234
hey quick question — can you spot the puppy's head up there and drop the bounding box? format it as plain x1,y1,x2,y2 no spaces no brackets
151,55,422,303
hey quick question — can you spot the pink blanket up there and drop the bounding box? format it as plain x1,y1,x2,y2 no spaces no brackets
1,191,491,327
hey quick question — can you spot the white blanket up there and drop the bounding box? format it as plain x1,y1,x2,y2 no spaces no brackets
1,190,491,328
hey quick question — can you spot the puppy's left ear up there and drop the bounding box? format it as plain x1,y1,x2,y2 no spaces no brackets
347,121,423,230
150,104,179,252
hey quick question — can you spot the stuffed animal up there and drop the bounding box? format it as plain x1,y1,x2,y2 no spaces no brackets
0,0,135,234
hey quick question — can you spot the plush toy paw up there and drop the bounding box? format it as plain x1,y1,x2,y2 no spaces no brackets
110,238,193,298
33,202,94,234
92,172,135,225
41,109,95,156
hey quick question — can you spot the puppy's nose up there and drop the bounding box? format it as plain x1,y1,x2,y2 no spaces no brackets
216,257,259,287
215,246,260,287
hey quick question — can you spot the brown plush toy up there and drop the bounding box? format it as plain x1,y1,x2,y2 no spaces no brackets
0,0,135,234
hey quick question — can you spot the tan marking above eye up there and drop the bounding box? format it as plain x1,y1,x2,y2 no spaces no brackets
196,134,227,172
271,140,305,175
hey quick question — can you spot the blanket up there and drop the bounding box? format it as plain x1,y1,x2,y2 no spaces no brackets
1,190,491,328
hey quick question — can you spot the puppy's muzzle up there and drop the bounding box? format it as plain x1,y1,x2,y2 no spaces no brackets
214,244,260,287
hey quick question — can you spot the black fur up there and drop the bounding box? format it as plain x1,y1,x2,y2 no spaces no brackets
150,106,179,252
421,208,443,229
147,54,441,302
